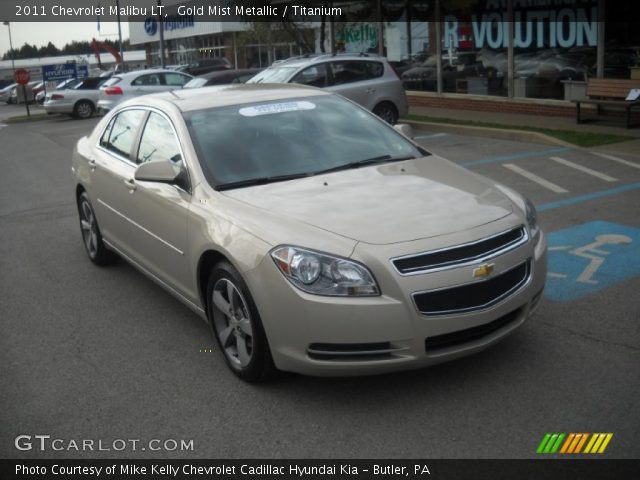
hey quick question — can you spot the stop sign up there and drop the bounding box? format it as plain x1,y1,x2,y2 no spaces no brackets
14,69,31,85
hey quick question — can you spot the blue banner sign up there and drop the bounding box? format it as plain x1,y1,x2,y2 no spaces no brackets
42,62,88,82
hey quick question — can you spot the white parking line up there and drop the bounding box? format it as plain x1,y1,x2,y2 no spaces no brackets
503,163,569,193
549,156,617,182
591,152,640,170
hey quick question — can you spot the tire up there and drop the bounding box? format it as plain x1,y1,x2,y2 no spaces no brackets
373,101,399,125
77,192,117,266
206,261,276,382
74,100,94,119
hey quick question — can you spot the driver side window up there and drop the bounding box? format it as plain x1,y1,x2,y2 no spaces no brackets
136,112,182,165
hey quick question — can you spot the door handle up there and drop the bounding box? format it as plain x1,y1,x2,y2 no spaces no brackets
124,178,137,192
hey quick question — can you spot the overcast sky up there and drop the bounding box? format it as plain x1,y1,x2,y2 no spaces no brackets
0,22,131,56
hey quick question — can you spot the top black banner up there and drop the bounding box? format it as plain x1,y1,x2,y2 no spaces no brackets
0,1,638,23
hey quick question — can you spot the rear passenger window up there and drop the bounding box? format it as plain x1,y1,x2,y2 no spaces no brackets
137,112,182,165
132,74,161,86
164,73,190,86
101,110,146,159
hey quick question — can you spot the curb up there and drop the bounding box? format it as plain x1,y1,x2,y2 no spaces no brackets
4,113,53,124
404,120,575,148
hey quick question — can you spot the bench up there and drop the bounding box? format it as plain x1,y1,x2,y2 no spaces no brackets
573,78,640,128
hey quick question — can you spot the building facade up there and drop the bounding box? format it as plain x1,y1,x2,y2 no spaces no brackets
128,1,640,105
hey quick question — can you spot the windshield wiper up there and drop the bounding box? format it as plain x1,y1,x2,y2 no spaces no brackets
215,173,309,191
314,154,417,175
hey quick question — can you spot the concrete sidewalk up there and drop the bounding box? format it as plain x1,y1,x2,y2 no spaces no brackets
407,105,640,157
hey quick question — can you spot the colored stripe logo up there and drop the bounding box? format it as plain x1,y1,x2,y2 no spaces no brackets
537,433,613,454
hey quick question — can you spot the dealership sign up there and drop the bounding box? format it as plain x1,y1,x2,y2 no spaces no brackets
42,62,88,82
444,0,598,49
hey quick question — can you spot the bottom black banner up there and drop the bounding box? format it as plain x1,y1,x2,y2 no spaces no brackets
3,459,639,480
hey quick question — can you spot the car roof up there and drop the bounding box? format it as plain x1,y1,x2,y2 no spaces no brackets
270,53,385,68
197,68,262,80
121,83,330,112
117,69,192,78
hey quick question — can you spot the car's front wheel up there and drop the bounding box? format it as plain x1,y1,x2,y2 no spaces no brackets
77,192,117,266
207,261,276,382
373,101,399,125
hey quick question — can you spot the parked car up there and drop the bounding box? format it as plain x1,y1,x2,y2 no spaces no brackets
184,68,264,88
247,54,408,124
36,78,84,105
72,84,547,381
10,80,39,104
183,57,231,76
402,52,488,92
44,77,109,118
0,83,17,103
97,69,193,112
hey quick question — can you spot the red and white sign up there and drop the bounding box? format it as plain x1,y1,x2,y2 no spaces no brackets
14,69,31,85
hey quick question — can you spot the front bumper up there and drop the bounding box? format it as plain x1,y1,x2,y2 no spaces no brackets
245,221,547,376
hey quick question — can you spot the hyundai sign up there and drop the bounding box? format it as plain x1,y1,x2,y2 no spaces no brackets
42,62,88,82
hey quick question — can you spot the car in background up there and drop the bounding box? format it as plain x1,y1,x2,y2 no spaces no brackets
10,80,39,104
183,57,231,76
72,84,546,381
0,83,17,103
44,77,109,119
35,78,84,104
97,69,193,112
402,52,488,92
247,54,408,124
184,68,264,88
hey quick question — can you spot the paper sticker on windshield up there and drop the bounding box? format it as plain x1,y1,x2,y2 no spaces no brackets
239,101,316,117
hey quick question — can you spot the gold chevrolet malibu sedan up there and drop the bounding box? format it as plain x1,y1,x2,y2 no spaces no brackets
72,84,547,381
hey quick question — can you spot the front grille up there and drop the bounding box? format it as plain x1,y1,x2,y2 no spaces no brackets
425,307,523,351
413,260,530,315
392,226,527,275
307,342,399,360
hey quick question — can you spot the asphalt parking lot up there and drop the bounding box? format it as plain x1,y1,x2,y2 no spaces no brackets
1,112,639,459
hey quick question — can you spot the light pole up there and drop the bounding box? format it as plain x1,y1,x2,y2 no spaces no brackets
2,21,16,73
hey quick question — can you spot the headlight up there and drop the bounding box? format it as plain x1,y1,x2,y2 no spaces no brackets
271,246,380,297
524,197,540,238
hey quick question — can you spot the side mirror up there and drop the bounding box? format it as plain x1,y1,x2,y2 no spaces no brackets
135,161,181,184
394,123,415,139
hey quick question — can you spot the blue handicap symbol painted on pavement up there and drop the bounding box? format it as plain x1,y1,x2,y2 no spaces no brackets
545,221,640,302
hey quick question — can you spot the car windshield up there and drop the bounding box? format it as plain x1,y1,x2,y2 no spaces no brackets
247,67,297,83
184,78,208,88
185,95,425,190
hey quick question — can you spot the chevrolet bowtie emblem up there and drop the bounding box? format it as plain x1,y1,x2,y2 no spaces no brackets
473,263,495,279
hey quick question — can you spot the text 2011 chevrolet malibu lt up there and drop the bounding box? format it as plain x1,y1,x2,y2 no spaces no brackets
72,84,547,381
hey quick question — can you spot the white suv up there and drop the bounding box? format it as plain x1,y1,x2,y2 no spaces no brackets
247,54,408,124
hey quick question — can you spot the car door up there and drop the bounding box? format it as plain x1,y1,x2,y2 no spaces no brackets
91,108,147,256
290,63,330,88
122,110,192,296
326,60,385,111
129,72,167,99
162,72,193,91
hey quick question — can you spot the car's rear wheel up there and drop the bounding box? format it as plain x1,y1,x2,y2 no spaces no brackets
207,261,276,382
77,192,117,266
74,100,94,119
373,101,399,125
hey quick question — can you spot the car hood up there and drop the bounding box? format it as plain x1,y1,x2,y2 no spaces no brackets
221,156,514,246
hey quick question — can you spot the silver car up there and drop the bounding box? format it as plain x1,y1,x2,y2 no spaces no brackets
97,69,193,112
44,77,108,118
72,85,546,382
247,54,408,124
